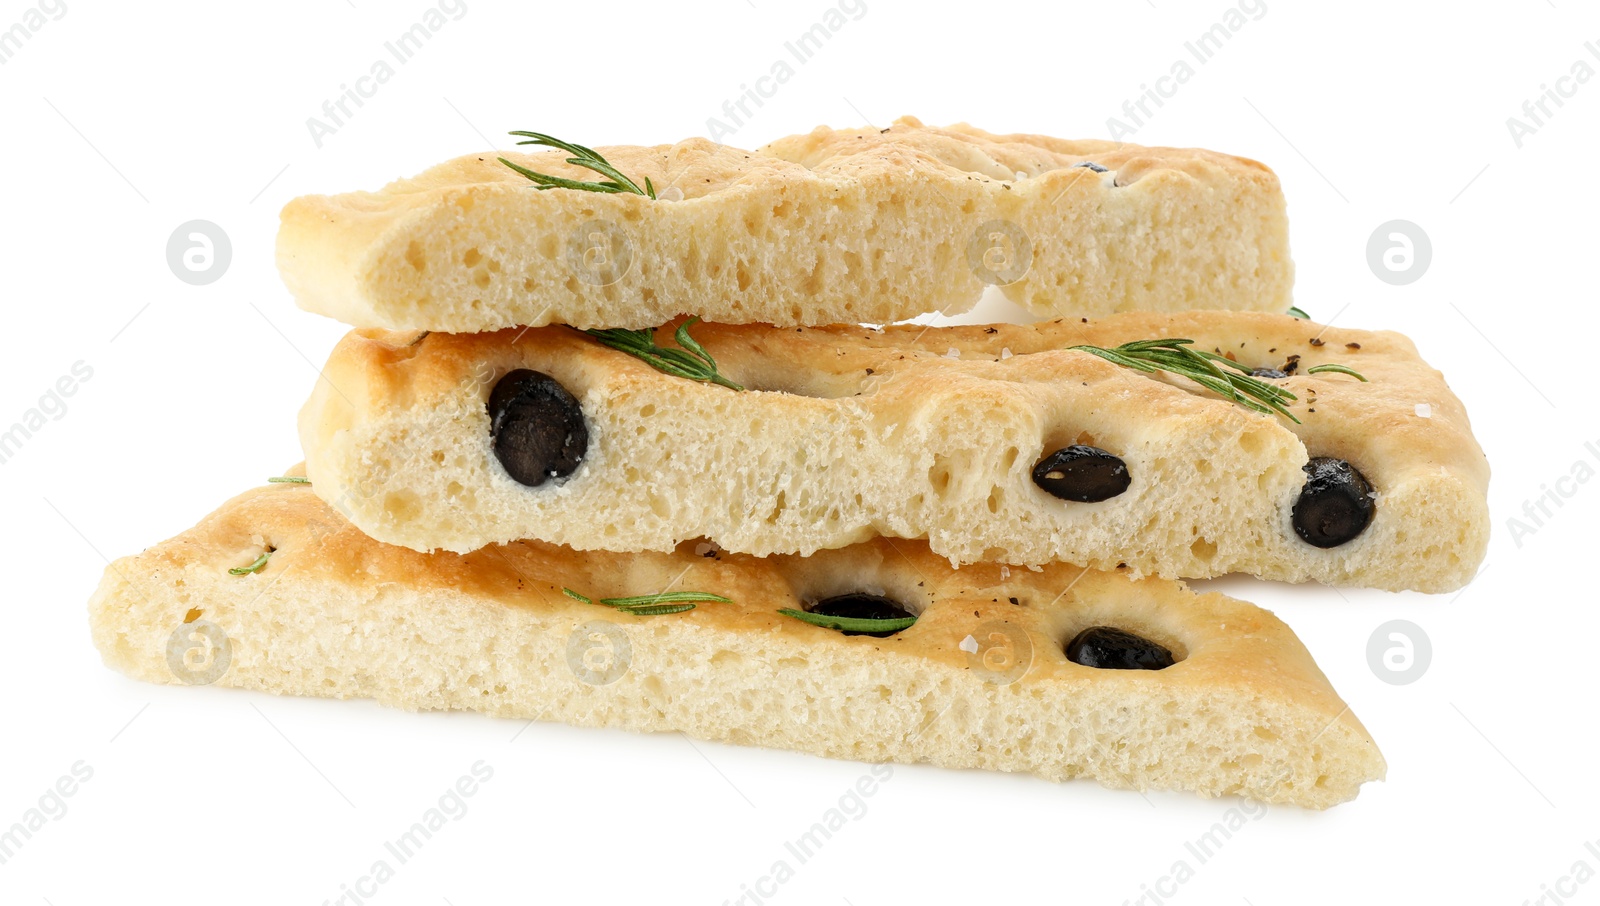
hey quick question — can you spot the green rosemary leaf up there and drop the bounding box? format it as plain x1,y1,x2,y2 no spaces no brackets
1306,363,1369,382
579,317,744,391
502,132,656,199
612,603,698,616
229,551,271,576
1071,339,1302,424
498,159,628,193
1072,345,1159,373
600,591,734,607
561,587,729,617
1287,306,1310,319
777,608,919,634
267,476,311,484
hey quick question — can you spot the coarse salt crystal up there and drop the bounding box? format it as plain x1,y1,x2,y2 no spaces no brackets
1000,347,1014,360
657,186,684,202
945,348,961,359
959,635,980,654
1415,403,1432,418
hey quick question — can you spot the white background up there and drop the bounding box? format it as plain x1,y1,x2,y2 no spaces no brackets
2,0,1595,903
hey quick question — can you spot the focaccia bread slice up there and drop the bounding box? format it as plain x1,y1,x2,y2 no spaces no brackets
277,116,1291,331
87,477,1384,808
299,311,1488,593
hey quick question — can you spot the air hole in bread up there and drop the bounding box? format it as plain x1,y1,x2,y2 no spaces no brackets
1000,446,1021,472
802,258,824,295
710,649,745,669
404,240,426,272
928,457,954,497
382,489,422,523
764,491,788,524
536,233,558,260
986,487,1004,514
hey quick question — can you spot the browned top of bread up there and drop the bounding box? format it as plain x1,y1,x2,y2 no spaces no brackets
371,115,1275,203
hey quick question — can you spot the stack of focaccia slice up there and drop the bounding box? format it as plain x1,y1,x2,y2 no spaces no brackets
90,117,1490,808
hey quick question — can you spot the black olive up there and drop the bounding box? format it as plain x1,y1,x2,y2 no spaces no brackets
809,593,915,638
1251,367,1289,379
1074,161,1109,173
488,369,588,487
1065,626,1174,670
1292,457,1376,548
1032,445,1130,502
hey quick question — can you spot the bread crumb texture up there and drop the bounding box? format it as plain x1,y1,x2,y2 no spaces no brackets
300,310,1488,592
277,116,1292,330
89,480,1384,808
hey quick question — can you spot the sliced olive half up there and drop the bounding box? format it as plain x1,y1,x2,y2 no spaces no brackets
488,369,588,487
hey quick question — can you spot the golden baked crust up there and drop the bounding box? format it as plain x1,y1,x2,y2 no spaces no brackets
88,477,1384,808
300,310,1488,592
276,116,1292,330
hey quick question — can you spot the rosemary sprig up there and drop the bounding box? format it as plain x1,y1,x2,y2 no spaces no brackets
1287,306,1310,319
777,608,919,634
562,587,731,616
1305,363,1368,381
229,551,271,576
499,132,656,199
267,476,310,484
580,317,743,390
1071,338,1304,423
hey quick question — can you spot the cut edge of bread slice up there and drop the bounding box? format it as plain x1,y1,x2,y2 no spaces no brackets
299,311,1489,592
276,116,1291,331
88,475,1385,809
